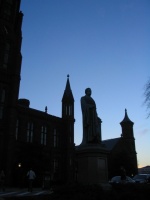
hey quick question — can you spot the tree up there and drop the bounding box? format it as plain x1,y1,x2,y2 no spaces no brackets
144,78,150,118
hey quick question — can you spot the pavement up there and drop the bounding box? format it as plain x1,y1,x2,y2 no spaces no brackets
0,187,53,198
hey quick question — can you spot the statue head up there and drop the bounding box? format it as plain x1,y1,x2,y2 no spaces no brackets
85,88,92,96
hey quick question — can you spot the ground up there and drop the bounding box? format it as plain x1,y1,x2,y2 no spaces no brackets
2,183,150,200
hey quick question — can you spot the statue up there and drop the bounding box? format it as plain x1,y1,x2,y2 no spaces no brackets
81,88,101,144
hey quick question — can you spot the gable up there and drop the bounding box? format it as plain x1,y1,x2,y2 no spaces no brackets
102,138,120,151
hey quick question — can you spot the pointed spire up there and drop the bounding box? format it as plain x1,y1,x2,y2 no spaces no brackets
65,74,71,94
62,75,74,102
120,109,134,124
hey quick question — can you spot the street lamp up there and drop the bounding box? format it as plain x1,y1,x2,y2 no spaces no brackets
18,163,21,168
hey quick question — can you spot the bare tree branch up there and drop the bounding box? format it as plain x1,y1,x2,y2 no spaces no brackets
143,77,150,118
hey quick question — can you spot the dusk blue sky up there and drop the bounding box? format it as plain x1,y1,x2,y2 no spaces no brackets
19,0,150,168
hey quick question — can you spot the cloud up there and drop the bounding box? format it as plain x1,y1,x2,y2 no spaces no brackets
138,129,149,136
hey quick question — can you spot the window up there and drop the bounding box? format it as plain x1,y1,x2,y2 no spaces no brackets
5,43,10,51
15,119,19,140
0,106,3,119
65,105,67,115
69,124,72,132
3,43,10,69
27,122,33,143
64,105,73,116
53,129,58,147
70,136,72,144
41,126,47,145
3,2,12,21
53,159,58,172
69,105,72,115
70,158,72,166
1,89,5,103
0,89,5,119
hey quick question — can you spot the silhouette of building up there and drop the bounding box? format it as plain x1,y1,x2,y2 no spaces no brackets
0,0,138,186
138,166,150,174
103,109,138,178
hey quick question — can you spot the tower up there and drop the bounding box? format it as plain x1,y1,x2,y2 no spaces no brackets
120,109,138,175
120,109,134,139
62,75,74,119
0,0,23,183
62,75,75,181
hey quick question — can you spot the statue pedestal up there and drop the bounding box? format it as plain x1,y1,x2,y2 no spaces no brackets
76,144,109,185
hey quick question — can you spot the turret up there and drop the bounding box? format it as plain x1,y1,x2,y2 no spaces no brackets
120,109,138,175
62,75,75,182
120,109,134,139
62,75,74,119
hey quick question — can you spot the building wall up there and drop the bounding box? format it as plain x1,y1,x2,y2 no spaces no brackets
107,137,138,179
0,0,23,184
9,100,75,186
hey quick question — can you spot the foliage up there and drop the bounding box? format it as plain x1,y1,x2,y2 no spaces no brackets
144,78,150,118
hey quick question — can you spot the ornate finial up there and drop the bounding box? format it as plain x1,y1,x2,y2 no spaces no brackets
45,106,48,113
67,74,69,78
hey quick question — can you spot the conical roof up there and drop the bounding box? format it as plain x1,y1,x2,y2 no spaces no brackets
120,109,134,124
62,75,74,102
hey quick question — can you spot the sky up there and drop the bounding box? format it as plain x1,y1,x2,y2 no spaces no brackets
19,0,150,168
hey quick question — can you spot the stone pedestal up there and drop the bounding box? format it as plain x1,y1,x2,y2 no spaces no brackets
76,144,109,185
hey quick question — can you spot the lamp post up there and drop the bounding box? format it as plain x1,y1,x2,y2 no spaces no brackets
17,163,22,187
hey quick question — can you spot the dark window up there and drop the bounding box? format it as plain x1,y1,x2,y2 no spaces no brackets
27,122,33,143
41,126,47,145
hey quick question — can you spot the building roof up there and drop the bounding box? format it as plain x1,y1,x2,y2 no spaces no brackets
120,109,134,124
62,75,74,102
102,138,120,151
138,166,150,174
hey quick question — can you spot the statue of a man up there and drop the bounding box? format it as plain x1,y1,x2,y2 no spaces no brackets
81,88,101,144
